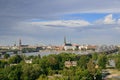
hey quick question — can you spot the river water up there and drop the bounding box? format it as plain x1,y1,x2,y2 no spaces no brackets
18,50,92,57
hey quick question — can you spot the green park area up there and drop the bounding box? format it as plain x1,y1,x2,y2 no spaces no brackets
1,52,120,80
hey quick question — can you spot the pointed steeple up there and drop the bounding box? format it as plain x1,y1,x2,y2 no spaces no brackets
19,39,22,47
19,38,22,54
64,36,66,44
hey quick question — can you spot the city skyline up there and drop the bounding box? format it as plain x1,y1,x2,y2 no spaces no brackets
0,0,120,45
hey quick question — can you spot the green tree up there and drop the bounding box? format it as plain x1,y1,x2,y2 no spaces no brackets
0,54,1,58
92,53,98,61
8,65,22,80
87,59,96,75
87,59,102,80
4,54,10,59
98,54,107,69
0,68,9,80
21,64,42,80
0,60,8,68
37,74,48,80
115,54,120,70
78,55,90,69
9,55,22,64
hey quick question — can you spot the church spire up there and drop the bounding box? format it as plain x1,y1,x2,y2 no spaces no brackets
19,39,22,53
19,39,22,47
64,36,66,44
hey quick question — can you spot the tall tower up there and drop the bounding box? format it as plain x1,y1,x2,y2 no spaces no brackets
19,39,22,53
19,39,22,47
64,36,66,44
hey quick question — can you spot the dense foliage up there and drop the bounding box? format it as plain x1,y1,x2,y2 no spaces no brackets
1,52,119,80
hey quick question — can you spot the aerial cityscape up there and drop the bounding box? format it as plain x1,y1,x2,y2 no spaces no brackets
1,0,120,80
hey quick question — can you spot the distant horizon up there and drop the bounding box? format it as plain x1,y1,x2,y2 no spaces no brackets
0,37,119,46
0,0,120,46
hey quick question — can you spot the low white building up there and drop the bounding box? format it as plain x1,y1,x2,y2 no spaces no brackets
79,45,88,50
11,46,19,50
65,61,77,68
64,43,76,50
25,59,32,64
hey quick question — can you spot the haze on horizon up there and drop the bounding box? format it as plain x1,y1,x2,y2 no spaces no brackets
0,0,120,46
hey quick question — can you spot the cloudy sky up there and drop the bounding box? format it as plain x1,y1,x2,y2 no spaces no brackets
0,0,120,46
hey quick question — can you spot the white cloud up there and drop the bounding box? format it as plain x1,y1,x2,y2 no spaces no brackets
31,20,91,27
95,14,116,24
104,14,116,24
117,19,120,24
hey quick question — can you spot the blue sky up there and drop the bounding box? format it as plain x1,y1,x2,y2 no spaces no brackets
0,0,120,46
62,13,108,22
